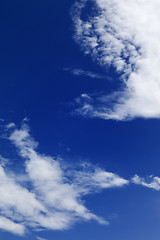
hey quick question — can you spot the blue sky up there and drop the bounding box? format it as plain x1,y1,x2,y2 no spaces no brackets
1,0,160,239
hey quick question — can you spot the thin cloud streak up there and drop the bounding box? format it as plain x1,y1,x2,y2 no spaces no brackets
72,0,160,120
64,67,107,79
36,237,48,240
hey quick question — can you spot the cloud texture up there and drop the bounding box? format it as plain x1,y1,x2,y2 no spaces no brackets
72,0,160,120
64,67,106,79
132,175,160,190
0,124,128,236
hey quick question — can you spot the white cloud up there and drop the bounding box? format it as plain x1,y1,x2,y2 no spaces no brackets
0,155,9,166
36,237,47,240
6,123,16,129
72,0,160,120
0,216,25,236
0,124,128,236
64,67,106,79
70,167,128,195
132,175,160,191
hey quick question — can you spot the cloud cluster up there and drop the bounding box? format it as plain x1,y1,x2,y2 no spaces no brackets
72,0,160,120
1,123,160,237
0,124,128,236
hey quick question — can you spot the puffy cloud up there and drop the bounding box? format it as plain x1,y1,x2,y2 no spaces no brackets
72,0,160,120
0,216,25,235
0,124,128,236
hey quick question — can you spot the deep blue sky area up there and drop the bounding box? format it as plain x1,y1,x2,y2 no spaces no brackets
0,0,160,240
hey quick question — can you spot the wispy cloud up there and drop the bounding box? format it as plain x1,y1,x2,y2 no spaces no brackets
64,67,106,79
6,122,16,129
132,175,160,191
72,0,160,120
0,155,9,166
0,124,128,236
36,237,47,240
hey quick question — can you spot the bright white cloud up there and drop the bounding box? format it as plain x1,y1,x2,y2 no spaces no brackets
132,175,160,191
71,167,128,195
0,124,128,236
0,216,25,236
72,0,160,120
